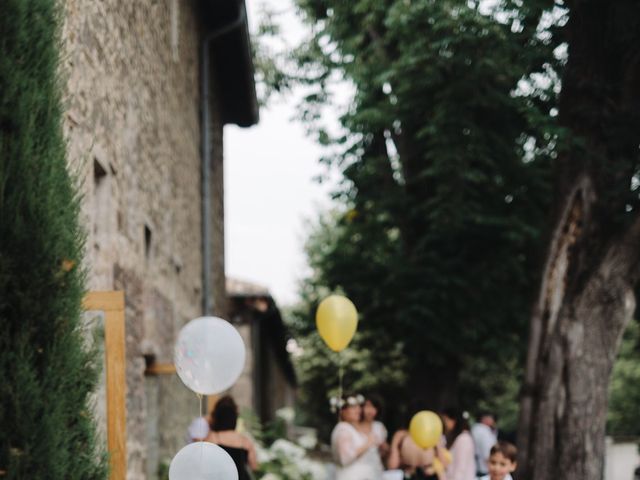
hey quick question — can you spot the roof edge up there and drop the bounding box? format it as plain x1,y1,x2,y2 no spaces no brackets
201,0,259,127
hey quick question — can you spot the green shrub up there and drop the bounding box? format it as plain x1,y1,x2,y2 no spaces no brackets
0,0,107,478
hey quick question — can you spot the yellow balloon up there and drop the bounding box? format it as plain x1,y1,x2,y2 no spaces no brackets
409,411,443,449
315,295,358,352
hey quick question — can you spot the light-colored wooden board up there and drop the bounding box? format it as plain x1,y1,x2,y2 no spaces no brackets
84,291,127,480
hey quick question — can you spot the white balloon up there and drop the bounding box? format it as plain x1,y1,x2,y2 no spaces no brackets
174,316,246,395
169,442,238,480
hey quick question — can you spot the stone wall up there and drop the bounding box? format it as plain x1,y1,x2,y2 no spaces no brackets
264,340,296,421
227,301,297,425
61,0,227,478
229,322,256,412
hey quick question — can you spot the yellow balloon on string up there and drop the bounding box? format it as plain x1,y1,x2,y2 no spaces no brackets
409,411,443,449
315,295,358,352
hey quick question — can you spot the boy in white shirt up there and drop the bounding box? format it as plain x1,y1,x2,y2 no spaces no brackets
480,441,517,480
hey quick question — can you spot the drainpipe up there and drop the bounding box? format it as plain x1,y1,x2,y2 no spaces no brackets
201,4,246,316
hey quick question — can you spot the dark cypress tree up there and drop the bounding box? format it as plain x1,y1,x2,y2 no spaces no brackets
0,0,108,478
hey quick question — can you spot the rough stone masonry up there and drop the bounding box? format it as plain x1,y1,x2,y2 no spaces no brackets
61,0,227,477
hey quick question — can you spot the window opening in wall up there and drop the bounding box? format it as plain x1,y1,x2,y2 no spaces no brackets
93,158,109,238
174,261,182,275
143,354,156,373
144,224,153,261
94,158,107,183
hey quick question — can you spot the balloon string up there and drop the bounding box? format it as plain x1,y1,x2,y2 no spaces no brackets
197,393,204,444
197,393,204,472
337,351,344,420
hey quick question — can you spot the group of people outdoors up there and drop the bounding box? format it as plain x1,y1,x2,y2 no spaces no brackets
330,393,517,480
186,392,517,480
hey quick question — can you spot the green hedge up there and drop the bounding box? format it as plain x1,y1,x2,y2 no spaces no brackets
0,1,107,478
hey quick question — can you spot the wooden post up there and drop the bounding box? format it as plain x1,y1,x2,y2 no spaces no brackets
83,291,127,480
144,363,176,375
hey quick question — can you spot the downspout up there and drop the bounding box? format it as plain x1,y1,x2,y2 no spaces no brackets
201,4,246,315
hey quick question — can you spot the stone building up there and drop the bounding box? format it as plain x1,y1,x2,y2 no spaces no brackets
227,279,297,424
61,0,259,478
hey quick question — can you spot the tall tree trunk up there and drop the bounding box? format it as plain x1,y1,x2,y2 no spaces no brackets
518,177,640,479
518,2,640,478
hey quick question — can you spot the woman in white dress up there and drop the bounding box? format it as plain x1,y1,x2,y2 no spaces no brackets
358,394,388,476
331,394,382,480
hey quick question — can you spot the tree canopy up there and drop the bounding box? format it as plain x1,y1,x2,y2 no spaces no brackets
283,0,566,434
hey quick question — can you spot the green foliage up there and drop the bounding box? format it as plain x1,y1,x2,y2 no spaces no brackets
458,356,522,434
251,5,295,105
283,0,565,435
158,460,170,480
255,439,320,480
291,312,408,439
607,319,640,437
240,407,287,446
0,0,107,478
240,409,325,480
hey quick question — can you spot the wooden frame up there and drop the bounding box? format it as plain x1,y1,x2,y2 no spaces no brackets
83,291,127,480
144,363,176,375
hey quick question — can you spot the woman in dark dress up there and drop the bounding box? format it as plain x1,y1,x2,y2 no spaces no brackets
206,395,258,480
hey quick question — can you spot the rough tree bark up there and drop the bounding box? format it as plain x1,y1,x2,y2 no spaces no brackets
517,2,640,479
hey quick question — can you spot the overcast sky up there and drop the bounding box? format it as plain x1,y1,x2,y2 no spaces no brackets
224,0,339,306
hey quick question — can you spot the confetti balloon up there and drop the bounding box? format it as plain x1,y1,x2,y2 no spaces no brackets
174,316,245,395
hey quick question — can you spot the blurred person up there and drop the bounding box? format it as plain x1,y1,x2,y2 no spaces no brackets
478,442,517,480
359,394,389,464
442,408,475,480
331,393,382,480
387,411,448,480
471,412,497,477
206,395,258,480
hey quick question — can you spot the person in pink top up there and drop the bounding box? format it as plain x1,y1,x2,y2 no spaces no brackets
441,408,475,480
